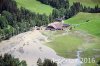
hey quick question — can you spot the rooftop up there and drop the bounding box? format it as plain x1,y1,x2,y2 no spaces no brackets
55,18,63,22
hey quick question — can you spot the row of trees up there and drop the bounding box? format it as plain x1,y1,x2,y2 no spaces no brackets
37,0,69,9
0,54,57,66
37,58,57,66
51,2,100,19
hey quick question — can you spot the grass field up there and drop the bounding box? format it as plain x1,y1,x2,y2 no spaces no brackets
16,0,53,15
69,0,100,7
65,12,100,37
44,30,100,66
46,35,84,58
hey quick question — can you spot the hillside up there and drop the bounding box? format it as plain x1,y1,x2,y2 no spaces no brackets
69,0,100,7
65,12,100,37
16,0,53,15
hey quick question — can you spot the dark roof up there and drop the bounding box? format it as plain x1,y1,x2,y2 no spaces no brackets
63,24,70,27
55,18,62,22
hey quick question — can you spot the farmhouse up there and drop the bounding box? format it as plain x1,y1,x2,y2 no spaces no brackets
46,18,70,30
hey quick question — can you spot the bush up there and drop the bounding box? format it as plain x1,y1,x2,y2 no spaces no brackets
0,53,27,66
37,58,57,66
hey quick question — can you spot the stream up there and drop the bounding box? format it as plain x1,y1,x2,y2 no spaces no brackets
76,50,83,66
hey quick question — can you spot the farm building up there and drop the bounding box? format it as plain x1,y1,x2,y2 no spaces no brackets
46,22,63,30
46,18,70,30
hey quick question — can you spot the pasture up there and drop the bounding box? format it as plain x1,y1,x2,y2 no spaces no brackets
16,0,53,15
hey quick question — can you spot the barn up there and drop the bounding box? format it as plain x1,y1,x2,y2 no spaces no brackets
46,22,63,30
46,18,70,30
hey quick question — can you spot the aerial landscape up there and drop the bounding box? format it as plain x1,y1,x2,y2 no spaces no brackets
0,0,100,66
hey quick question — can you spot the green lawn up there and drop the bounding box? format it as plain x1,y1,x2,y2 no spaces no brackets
69,0,100,7
16,0,53,15
65,12,100,37
45,35,84,58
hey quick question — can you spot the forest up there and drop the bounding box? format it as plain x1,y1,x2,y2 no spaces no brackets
38,0,100,19
0,0,50,41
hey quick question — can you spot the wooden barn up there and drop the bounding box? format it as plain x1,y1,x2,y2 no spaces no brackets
46,18,70,30
46,22,63,30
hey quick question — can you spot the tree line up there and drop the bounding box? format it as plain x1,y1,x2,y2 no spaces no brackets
38,0,100,19
0,53,57,66
37,58,57,66
37,0,69,9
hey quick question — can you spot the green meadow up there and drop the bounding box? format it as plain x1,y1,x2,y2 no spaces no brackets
16,0,53,15
46,35,83,58
65,12,100,37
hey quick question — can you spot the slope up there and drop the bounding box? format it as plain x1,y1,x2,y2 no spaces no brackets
65,12,100,37
16,0,53,15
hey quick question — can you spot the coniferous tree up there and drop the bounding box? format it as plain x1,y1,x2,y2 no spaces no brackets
37,58,57,66
0,53,27,66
